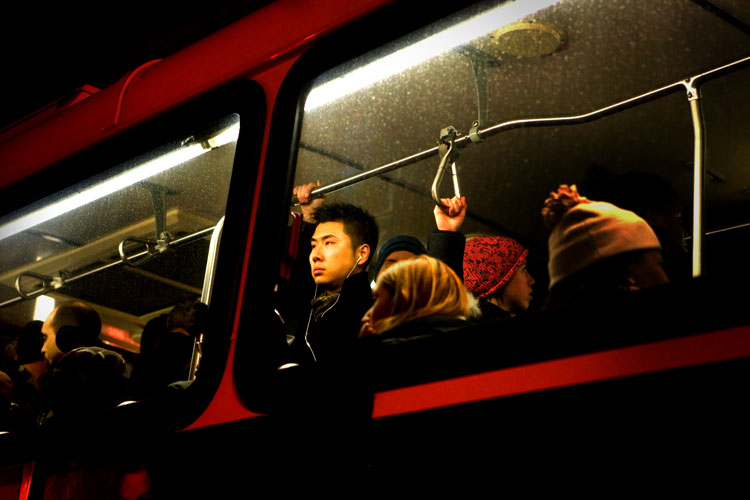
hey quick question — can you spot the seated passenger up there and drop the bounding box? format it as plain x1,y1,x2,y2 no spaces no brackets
359,255,469,342
10,320,48,426
41,301,103,368
463,235,536,319
286,182,379,365
37,300,129,424
130,299,206,399
49,346,129,421
542,184,669,309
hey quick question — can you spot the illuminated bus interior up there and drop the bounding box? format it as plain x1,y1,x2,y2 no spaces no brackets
0,114,238,369
293,0,750,298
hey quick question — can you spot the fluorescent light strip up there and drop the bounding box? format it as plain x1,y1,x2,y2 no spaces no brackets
0,123,239,242
304,0,562,111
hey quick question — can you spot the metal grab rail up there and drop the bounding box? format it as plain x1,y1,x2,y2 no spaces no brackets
1,225,216,309
293,54,750,278
431,126,462,211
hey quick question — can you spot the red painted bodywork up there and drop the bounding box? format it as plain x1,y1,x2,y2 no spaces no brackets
0,0,394,190
372,326,750,419
0,0,748,451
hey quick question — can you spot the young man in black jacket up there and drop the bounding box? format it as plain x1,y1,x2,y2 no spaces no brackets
284,182,379,366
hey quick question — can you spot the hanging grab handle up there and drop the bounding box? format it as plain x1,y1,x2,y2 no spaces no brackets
118,232,174,267
15,272,63,299
431,126,462,213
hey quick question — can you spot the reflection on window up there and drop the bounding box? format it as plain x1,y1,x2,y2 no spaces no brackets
0,114,239,399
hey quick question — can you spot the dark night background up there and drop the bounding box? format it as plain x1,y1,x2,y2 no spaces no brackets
0,1,271,131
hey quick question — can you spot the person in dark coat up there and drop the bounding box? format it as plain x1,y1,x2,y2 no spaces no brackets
285,182,379,366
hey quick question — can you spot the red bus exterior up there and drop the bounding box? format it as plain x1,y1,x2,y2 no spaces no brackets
1,1,749,497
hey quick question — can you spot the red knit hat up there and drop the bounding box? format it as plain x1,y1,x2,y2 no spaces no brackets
463,236,528,299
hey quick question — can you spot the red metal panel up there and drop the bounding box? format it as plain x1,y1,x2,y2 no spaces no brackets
371,325,750,419
0,0,394,192
187,58,300,430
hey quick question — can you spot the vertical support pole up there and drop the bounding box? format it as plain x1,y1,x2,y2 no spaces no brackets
686,79,705,278
189,215,224,381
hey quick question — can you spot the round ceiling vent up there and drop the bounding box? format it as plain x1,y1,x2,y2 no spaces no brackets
491,20,567,58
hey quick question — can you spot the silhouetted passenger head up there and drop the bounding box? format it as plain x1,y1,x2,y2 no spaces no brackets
310,203,379,292
41,301,102,368
464,236,535,313
374,235,427,278
50,346,129,419
360,255,469,336
542,184,668,308
583,167,688,280
166,298,208,337
139,314,168,356
16,320,44,365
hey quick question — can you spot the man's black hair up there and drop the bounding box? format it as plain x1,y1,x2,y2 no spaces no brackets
314,202,379,267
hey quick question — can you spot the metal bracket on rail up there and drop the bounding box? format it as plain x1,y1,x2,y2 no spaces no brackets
118,231,174,267
455,45,500,143
15,271,64,299
431,126,462,213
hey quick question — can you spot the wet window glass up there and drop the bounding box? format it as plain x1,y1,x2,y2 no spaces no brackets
292,0,750,306
0,113,238,364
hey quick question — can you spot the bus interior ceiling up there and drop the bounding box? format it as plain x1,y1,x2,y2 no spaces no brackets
0,123,237,344
295,0,750,292
1,0,749,342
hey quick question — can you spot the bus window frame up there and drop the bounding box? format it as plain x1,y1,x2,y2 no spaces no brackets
232,0,750,414
231,0,473,412
0,79,267,461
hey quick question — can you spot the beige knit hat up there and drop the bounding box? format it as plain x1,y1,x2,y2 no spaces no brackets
542,185,661,288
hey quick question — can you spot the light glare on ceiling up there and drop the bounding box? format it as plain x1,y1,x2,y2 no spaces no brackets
0,123,239,243
304,0,562,111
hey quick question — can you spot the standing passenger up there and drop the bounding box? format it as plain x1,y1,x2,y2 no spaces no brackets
542,184,668,309
463,236,536,319
287,182,379,365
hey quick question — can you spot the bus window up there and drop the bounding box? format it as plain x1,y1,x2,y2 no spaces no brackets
0,113,239,426
288,0,750,318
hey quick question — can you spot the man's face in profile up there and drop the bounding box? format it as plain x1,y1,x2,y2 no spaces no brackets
40,307,63,367
310,221,360,293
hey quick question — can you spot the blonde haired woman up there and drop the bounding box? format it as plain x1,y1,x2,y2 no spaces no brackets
359,254,470,339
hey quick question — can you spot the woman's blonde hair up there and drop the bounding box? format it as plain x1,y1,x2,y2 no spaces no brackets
367,254,469,335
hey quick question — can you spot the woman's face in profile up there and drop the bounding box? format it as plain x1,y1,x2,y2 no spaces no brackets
360,284,394,336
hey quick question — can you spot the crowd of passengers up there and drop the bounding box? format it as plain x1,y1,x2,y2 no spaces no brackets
278,170,686,367
0,297,206,431
0,170,688,431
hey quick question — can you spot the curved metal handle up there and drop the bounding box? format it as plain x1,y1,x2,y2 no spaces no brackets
431,126,461,212
118,233,174,267
15,272,57,299
118,237,158,267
